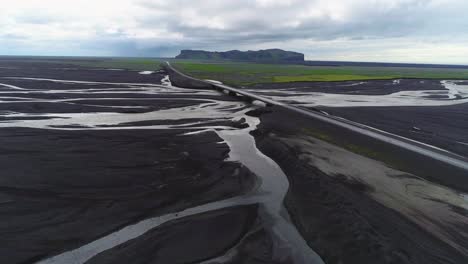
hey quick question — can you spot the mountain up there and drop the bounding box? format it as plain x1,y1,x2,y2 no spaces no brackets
175,49,304,63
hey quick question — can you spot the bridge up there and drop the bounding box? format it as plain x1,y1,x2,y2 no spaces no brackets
164,62,468,176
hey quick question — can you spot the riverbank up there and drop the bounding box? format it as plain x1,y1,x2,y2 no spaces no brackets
252,106,468,264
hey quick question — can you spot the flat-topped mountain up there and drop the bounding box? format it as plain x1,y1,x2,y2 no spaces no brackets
175,49,304,63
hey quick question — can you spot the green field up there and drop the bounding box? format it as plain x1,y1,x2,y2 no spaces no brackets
11,56,468,86
170,60,468,86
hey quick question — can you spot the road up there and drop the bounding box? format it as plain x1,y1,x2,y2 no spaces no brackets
166,62,468,172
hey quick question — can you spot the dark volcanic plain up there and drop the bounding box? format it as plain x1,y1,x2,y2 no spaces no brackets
251,107,468,264
0,59,282,263
248,79,468,157
1,58,468,264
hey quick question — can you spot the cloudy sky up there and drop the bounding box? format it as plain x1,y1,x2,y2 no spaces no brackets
1,0,467,64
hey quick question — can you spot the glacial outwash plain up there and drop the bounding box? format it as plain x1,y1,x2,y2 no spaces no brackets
1,55,468,264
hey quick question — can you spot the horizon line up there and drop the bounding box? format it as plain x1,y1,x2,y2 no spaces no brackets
0,54,467,68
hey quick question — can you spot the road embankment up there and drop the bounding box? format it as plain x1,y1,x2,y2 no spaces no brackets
162,63,214,89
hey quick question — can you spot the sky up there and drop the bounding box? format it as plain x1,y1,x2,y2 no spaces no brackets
1,0,467,64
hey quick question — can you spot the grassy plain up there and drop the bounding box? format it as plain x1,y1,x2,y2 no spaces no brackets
7,56,468,86
171,60,468,86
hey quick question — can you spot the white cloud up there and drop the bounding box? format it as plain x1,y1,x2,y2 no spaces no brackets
0,0,467,64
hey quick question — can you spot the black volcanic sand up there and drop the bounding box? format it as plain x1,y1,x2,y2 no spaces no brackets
0,128,256,263
248,78,468,157
0,98,216,114
86,205,289,264
0,61,272,263
0,59,163,83
4,59,467,264
0,99,204,114
319,103,468,157
248,79,445,95
0,78,132,90
251,107,468,264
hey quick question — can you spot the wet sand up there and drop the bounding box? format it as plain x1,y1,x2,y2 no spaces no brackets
84,205,280,264
0,59,322,264
320,103,468,157
0,85,256,264
1,127,256,263
0,60,253,263
2,58,468,264
245,79,468,157
252,107,468,264
248,79,446,95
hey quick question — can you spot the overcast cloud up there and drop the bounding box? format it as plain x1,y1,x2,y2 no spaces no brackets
1,0,467,64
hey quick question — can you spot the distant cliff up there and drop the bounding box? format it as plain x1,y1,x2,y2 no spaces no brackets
175,49,305,63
